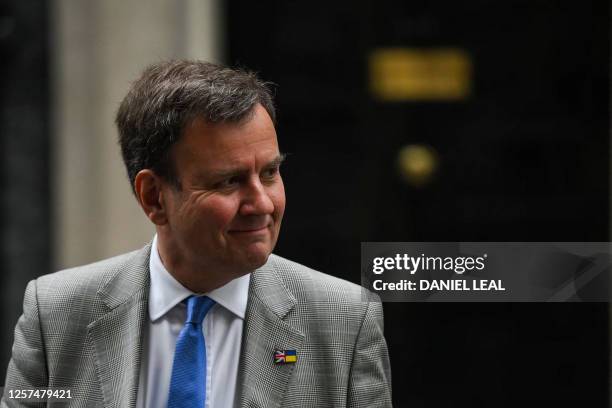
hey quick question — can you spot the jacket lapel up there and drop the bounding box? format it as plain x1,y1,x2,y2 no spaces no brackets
238,256,305,408
88,245,151,408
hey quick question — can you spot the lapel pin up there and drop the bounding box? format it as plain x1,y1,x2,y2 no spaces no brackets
274,349,297,364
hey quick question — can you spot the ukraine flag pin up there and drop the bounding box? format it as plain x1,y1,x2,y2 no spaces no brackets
274,349,297,364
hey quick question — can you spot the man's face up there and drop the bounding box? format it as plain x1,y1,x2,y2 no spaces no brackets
161,104,285,278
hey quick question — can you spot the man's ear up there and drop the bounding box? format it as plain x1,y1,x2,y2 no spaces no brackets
134,169,168,225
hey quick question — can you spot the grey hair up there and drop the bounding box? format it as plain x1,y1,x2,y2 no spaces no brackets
115,59,276,193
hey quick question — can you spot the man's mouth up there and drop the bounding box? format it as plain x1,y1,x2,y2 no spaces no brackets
228,225,270,234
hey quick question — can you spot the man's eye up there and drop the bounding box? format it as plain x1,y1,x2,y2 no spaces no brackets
262,167,279,179
217,177,240,188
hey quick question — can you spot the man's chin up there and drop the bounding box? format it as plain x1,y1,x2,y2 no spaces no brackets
246,251,271,270
240,243,273,270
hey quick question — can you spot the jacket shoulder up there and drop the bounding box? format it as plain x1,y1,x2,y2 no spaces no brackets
268,254,374,305
39,248,142,290
34,246,150,311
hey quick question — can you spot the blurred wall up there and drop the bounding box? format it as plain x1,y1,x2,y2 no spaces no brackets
2,0,223,384
51,0,223,270
0,0,50,387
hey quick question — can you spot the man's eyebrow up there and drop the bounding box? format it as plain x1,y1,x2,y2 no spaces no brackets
205,154,287,180
266,153,287,168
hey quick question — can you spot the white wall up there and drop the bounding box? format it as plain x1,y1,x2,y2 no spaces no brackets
51,0,222,269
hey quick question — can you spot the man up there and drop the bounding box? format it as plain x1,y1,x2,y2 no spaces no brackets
2,60,392,407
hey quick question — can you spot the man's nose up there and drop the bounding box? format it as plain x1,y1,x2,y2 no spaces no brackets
239,178,275,215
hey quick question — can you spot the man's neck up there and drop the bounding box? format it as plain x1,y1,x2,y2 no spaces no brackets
155,235,244,294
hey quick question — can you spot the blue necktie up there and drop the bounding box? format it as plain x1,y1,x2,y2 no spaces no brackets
168,295,216,408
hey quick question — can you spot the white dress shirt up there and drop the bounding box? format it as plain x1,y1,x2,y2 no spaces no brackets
136,235,250,408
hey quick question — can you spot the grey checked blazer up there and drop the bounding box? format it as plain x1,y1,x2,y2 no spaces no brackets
1,244,392,407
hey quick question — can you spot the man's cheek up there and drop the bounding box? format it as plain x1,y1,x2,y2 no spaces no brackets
270,187,286,213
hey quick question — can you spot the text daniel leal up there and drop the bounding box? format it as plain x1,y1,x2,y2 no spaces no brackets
372,279,506,291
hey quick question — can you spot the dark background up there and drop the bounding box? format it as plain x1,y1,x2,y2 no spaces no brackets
0,0,609,407
0,0,50,393
227,1,609,407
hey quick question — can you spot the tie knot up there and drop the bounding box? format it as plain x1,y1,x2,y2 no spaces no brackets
185,295,216,325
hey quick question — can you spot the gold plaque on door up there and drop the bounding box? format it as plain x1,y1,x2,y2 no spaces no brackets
369,48,472,101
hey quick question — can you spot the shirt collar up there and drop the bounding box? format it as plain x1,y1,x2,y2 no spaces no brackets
148,234,250,322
